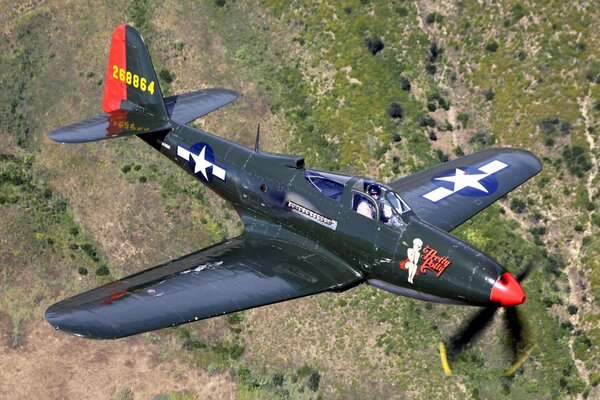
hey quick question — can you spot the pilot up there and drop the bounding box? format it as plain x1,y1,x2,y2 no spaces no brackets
356,196,375,219
367,184,392,223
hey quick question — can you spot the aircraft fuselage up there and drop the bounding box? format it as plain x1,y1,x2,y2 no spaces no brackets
139,123,514,307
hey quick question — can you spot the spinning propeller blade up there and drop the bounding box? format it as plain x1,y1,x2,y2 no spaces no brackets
443,262,535,375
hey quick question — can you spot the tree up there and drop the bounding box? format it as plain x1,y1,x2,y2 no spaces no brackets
365,36,384,55
388,102,404,119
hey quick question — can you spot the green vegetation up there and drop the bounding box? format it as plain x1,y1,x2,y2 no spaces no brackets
0,0,597,398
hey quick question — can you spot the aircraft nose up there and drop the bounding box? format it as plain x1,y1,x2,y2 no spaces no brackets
490,272,526,306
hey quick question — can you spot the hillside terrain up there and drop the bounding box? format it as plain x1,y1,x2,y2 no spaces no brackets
0,1,598,399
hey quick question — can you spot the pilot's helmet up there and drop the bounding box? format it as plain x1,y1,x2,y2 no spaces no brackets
367,184,381,198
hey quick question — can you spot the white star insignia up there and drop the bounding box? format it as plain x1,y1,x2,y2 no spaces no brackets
190,146,213,180
434,168,489,193
422,160,508,203
177,145,226,181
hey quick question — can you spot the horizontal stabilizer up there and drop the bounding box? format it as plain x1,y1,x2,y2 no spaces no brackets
164,88,238,124
48,109,171,144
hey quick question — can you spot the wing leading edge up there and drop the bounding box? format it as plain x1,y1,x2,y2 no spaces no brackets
387,148,541,232
45,231,363,339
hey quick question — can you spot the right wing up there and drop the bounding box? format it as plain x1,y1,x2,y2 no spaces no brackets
387,148,541,232
45,230,363,339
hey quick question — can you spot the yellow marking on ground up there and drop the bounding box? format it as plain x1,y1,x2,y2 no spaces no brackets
439,342,452,376
504,345,536,377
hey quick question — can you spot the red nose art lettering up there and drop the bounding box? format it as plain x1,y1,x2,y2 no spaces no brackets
419,245,452,277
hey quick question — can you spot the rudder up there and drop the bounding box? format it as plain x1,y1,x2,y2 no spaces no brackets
102,24,167,117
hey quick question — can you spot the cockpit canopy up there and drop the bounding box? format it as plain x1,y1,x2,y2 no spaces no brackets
304,169,411,226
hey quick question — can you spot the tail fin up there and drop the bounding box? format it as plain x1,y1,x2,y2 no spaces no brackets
48,25,239,144
102,24,167,117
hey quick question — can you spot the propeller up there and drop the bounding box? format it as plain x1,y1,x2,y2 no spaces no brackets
442,262,535,375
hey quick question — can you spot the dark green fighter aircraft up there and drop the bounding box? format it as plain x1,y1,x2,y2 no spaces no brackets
45,25,541,340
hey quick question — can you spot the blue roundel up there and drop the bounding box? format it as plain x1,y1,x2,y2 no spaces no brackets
188,142,215,182
431,166,499,197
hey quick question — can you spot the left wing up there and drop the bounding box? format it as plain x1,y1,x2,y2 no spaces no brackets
387,148,541,232
48,109,171,144
45,231,363,339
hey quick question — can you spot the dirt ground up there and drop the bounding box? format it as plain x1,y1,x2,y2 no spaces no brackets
0,316,237,399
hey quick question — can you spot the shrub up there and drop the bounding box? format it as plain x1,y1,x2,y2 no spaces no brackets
272,373,284,386
439,120,453,131
485,40,499,52
438,96,451,110
418,115,436,128
78,267,88,276
365,36,384,55
388,102,404,119
429,42,443,63
484,88,495,101
158,68,175,84
425,12,444,24
468,130,496,147
537,116,571,136
457,112,469,128
567,304,578,315
425,63,437,75
434,149,449,162
510,198,526,213
400,75,411,91
307,371,321,392
510,4,527,24
95,265,110,276
562,146,592,178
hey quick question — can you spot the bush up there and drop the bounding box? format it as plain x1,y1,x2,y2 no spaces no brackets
429,42,443,63
562,146,592,178
114,387,134,400
388,102,404,119
425,63,437,75
400,75,411,91
469,130,496,147
457,112,469,128
485,40,499,52
537,116,571,136
307,371,321,392
428,131,437,141
484,88,495,101
418,115,436,128
364,36,384,55
95,265,110,276
272,373,284,386
510,4,527,24
567,304,578,315
439,120,453,131
78,267,88,276
438,96,451,110
425,12,444,24
158,68,175,84
510,198,526,213
434,149,449,162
